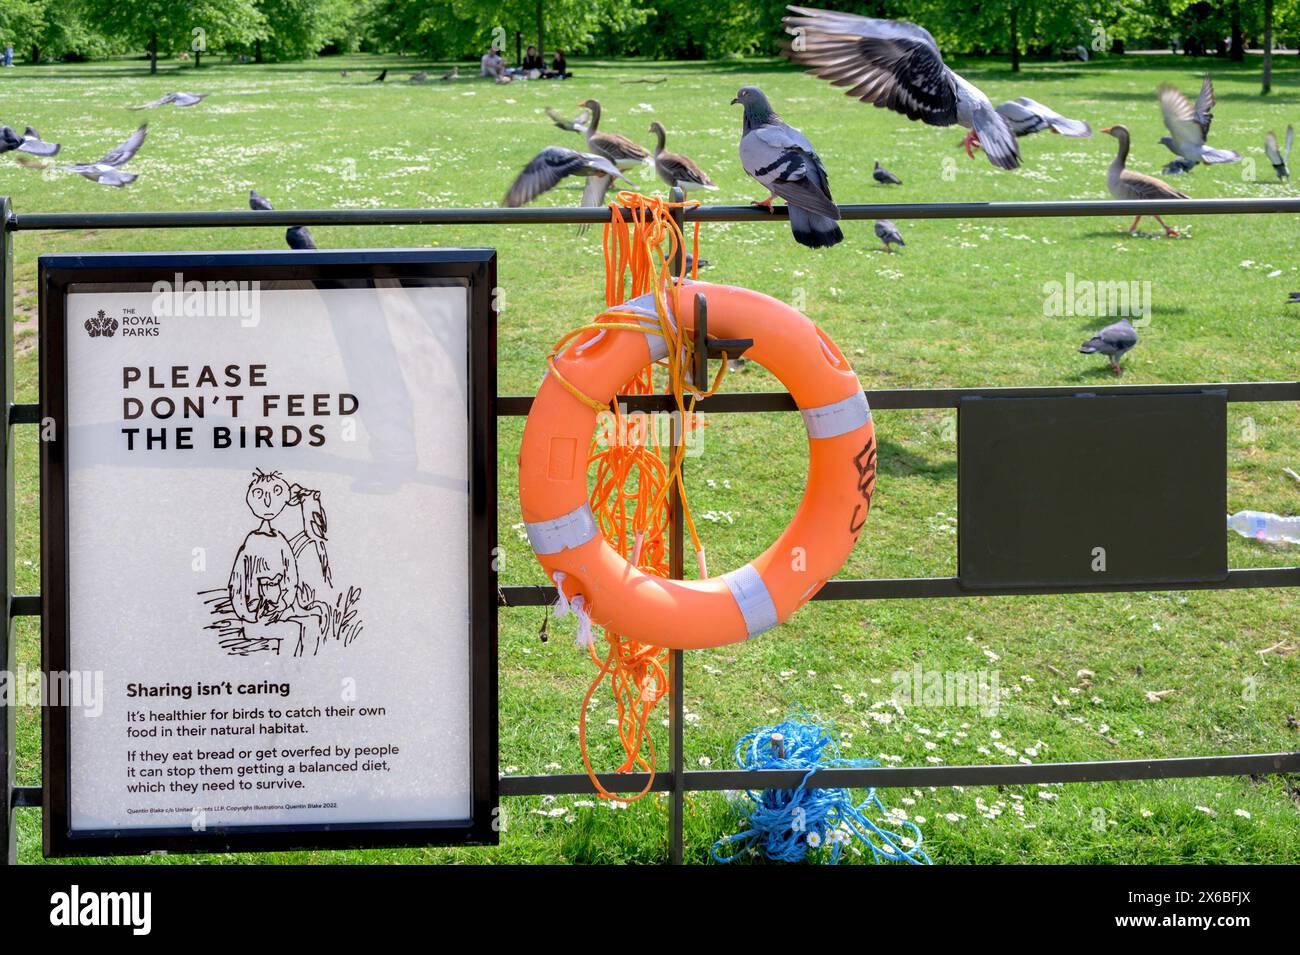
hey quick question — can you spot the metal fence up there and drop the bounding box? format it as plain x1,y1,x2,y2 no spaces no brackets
4,193,1300,865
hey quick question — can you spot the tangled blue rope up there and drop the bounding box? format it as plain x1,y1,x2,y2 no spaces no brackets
711,709,933,865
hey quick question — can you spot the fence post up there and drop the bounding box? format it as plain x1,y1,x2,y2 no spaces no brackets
666,189,686,864
1,196,15,866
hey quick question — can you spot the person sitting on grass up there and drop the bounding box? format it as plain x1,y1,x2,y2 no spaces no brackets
522,45,545,76
551,49,571,79
480,46,505,79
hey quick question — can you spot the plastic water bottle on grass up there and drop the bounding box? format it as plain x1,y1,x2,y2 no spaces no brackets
1227,511,1300,544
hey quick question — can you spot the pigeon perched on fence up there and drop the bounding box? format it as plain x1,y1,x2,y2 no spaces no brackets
1157,75,1240,169
1103,125,1188,236
1265,126,1292,181
994,97,1092,138
650,121,717,193
874,219,905,252
131,92,208,110
0,124,59,156
1079,317,1138,374
59,124,147,186
872,161,902,185
503,146,633,208
733,85,842,249
248,190,317,250
781,6,1019,170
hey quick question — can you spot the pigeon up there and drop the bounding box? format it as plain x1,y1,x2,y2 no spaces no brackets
545,106,589,134
409,71,428,83
59,124,147,187
733,85,842,249
684,253,710,272
994,97,1091,138
441,66,459,82
373,69,387,83
1265,125,1292,180
1157,75,1240,168
874,219,905,252
781,6,1019,170
1079,317,1138,374
872,161,902,184
1102,125,1188,237
649,121,717,192
1162,156,1199,176
0,124,60,156
1287,291,1300,305
578,99,651,170
130,92,208,110
286,226,317,250
249,190,317,250
503,146,633,208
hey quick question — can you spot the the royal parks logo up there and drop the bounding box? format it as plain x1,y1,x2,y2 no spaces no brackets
83,309,118,338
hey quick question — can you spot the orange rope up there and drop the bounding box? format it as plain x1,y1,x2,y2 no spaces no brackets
556,192,712,802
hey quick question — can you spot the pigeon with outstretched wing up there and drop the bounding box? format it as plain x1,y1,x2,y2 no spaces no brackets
59,124,147,186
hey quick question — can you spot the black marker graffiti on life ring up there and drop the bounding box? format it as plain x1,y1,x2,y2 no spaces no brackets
849,436,877,536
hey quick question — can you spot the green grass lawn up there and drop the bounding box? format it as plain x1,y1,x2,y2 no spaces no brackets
4,51,1300,865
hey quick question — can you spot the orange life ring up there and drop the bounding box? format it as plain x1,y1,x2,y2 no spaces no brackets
519,282,876,649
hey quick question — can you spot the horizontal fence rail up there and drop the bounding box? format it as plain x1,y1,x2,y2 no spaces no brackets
8,197,1300,232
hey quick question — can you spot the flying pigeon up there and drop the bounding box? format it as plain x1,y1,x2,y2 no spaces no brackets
1103,125,1188,237
503,146,633,208
1157,75,1240,168
994,97,1091,138
733,85,843,249
546,106,589,134
373,69,387,83
872,161,902,184
59,124,147,187
0,124,60,156
1079,317,1138,374
130,92,208,110
249,190,317,250
1265,125,1292,180
874,219,905,252
781,6,1020,170
649,121,717,192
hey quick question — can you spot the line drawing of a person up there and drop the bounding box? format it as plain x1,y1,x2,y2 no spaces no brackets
228,469,327,656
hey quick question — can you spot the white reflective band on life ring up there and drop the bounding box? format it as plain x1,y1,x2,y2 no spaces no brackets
526,502,599,555
801,391,872,440
721,563,779,639
609,293,673,363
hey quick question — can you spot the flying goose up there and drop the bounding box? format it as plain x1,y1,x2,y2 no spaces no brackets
733,85,842,249
1265,125,1292,180
1157,75,1239,168
780,6,1020,170
248,190,317,250
649,121,717,192
503,146,633,208
130,91,209,110
545,106,589,134
994,97,1091,138
874,219,905,252
1079,318,1138,374
59,124,147,187
872,161,902,184
0,124,59,156
578,99,650,170
1102,124,1187,237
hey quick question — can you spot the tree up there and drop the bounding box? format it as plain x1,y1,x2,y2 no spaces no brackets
81,0,266,73
236,0,358,61
1263,0,1273,92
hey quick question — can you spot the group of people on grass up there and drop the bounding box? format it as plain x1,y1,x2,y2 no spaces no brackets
480,45,570,82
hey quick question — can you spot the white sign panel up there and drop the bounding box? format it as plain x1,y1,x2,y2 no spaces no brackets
41,253,497,855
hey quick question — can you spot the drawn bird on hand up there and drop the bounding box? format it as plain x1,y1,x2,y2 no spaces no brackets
290,484,332,587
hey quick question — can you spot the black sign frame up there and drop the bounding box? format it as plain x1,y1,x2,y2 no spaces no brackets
39,249,498,857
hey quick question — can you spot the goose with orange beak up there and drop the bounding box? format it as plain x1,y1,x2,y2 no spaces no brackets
1102,124,1187,237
